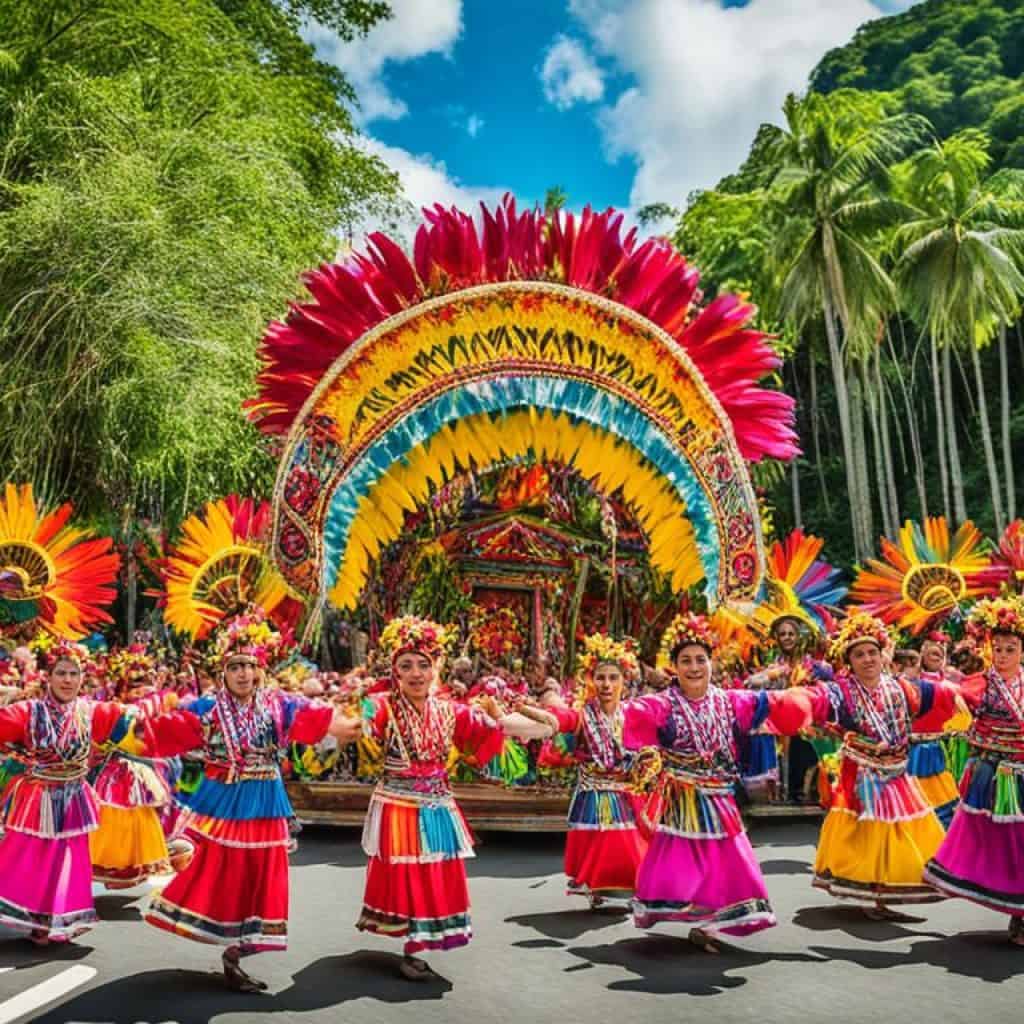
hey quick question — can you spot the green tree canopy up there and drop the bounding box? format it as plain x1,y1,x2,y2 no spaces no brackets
0,1,402,527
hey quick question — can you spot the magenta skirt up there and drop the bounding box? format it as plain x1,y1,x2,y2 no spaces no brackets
0,831,97,941
924,808,1024,915
632,830,776,936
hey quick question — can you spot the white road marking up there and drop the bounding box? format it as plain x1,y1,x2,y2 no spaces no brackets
0,965,97,1024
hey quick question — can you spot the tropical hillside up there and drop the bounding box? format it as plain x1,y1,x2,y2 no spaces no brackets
676,0,1024,562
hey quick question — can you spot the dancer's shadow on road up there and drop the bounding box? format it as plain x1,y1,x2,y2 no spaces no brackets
810,931,1024,984
32,950,452,1024
0,939,93,970
566,934,823,995
793,905,943,943
506,908,630,945
94,893,147,922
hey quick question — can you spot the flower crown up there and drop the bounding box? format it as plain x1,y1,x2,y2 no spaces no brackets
42,638,90,670
211,605,290,668
576,633,640,683
658,613,716,668
827,612,893,665
107,644,155,685
378,615,454,664
967,596,1024,642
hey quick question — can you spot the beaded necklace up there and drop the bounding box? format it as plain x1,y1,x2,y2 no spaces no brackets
669,686,732,760
31,695,91,762
990,669,1024,729
581,701,625,770
847,674,904,745
214,687,276,767
390,691,454,763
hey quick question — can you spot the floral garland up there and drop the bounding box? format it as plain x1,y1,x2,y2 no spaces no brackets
468,605,525,662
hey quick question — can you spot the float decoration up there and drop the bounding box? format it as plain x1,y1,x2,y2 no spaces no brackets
0,483,119,640
253,198,798,620
159,496,302,641
848,517,1001,635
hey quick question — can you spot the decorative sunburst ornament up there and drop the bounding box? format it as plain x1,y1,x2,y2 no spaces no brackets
160,496,301,641
0,483,119,640
253,198,798,618
751,529,846,640
848,518,1000,635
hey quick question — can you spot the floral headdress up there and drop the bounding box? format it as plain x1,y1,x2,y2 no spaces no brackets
40,637,90,671
827,612,894,665
658,612,717,668
967,596,1024,643
210,605,291,669
107,644,155,687
575,633,640,703
377,615,454,666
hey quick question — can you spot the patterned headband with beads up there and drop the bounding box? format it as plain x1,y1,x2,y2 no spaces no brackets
967,596,1024,642
575,633,641,698
827,612,894,665
378,615,454,665
658,612,717,668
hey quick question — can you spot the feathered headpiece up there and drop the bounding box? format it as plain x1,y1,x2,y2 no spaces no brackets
827,612,894,665
967,596,1024,642
0,483,119,640
211,605,291,669
658,612,717,667
258,197,798,619
160,495,302,641
848,518,1001,635
377,615,454,666
751,530,846,640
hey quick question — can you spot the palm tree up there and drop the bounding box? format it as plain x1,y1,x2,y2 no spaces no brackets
894,130,1024,533
769,91,931,558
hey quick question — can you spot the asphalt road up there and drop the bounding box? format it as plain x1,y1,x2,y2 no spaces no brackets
0,821,1020,1024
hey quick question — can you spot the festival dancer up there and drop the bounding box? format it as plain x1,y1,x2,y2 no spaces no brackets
808,614,962,918
924,598,1024,944
622,613,814,952
0,642,135,944
905,631,963,829
343,615,556,981
550,634,655,910
88,646,173,889
142,609,360,992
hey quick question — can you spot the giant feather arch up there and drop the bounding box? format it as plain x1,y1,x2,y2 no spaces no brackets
250,198,799,613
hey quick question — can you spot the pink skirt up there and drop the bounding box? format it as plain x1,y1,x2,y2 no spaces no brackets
924,807,1024,915
0,831,96,941
632,830,776,936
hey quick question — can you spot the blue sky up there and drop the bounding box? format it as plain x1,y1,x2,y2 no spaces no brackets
306,0,921,228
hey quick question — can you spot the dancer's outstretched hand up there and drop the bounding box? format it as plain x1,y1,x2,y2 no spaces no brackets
327,709,363,744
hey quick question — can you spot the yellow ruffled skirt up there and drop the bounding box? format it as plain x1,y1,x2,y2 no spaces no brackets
90,805,170,888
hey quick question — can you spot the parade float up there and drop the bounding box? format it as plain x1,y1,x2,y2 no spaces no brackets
244,196,799,828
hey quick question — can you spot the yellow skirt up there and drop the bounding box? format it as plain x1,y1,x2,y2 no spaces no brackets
90,805,170,888
813,808,945,904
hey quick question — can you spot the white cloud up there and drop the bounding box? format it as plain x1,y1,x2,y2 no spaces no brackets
304,0,462,123
540,35,606,111
467,113,485,138
567,0,920,208
355,137,513,240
